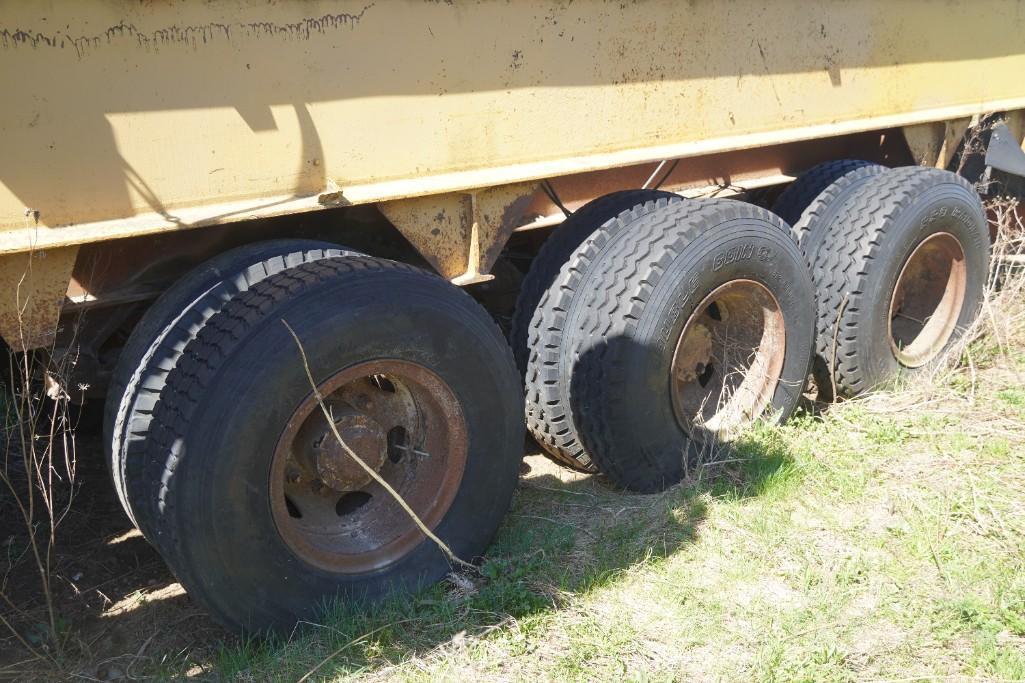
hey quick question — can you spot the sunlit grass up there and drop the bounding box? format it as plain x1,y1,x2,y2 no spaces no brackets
206,349,1024,682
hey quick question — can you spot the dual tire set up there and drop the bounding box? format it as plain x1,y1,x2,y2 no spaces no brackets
104,163,988,632
512,164,988,489
104,247,524,631
513,193,815,492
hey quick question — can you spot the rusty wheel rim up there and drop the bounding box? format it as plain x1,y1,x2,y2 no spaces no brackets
671,279,786,436
270,360,467,574
888,232,967,368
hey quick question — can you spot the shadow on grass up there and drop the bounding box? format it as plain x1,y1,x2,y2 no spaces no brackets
217,431,796,681
0,424,794,680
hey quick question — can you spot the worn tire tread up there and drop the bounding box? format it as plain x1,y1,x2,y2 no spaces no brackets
510,190,679,374
773,159,878,230
565,200,799,488
524,195,683,470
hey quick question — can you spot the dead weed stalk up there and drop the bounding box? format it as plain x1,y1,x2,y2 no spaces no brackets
1,274,84,662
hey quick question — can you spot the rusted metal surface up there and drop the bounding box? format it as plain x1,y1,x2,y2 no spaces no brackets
516,132,911,230
270,360,467,574
903,119,976,169
888,233,968,367
671,280,786,437
0,246,79,350
380,183,537,282
61,132,902,309
294,405,389,492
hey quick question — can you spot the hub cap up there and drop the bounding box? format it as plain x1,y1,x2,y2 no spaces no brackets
888,232,967,368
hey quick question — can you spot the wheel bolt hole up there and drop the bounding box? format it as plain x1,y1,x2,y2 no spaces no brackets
284,495,303,519
372,374,396,393
387,426,409,463
335,491,372,516
697,363,715,388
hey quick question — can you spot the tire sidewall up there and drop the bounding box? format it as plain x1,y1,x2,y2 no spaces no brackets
108,240,346,528
593,219,815,487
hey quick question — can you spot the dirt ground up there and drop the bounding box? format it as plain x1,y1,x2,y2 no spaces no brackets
0,426,231,681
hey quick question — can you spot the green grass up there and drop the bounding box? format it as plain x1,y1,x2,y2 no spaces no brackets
5,315,989,681
194,340,1025,682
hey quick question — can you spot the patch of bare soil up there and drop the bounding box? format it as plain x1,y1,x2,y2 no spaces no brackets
1,428,229,681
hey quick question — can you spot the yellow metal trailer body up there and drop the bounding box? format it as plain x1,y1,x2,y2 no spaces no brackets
2,0,1025,346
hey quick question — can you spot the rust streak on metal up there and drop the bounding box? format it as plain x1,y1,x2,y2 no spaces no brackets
0,246,79,351
380,182,537,282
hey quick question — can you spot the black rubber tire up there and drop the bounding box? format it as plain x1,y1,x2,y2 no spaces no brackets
772,160,878,227
524,194,685,471
140,257,523,633
510,189,680,374
810,167,989,397
105,240,356,531
792,163,886,255
785,164,885,401
565,200,816,492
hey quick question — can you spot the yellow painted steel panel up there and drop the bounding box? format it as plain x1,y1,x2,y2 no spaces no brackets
2,0,1024,252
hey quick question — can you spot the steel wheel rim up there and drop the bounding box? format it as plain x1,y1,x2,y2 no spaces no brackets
270,359,467,574
671,279,786,436
888,232,967,368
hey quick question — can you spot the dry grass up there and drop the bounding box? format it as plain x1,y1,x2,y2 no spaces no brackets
1,300,85,667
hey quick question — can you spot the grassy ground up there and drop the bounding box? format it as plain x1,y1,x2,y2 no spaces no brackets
8,347,1023,681
4,209,1024,682
204,316,1025,681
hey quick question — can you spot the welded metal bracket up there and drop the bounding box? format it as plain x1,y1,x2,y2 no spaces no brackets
379,182,537,284
903,118,974,169
985,122,1025,177
0,245,79,351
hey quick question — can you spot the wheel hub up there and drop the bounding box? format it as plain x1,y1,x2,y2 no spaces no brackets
270,360,467,574
296,405,388,491
888,232,967,368
671,279,786,437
